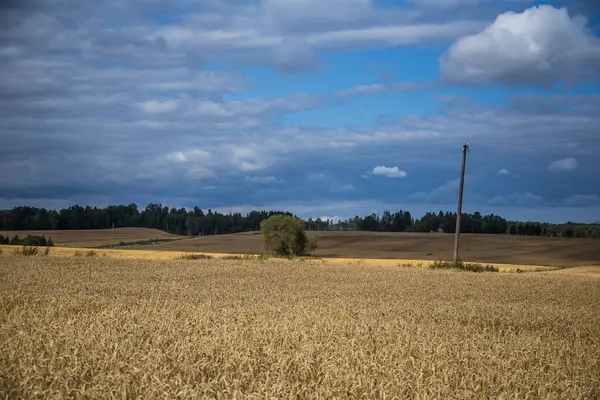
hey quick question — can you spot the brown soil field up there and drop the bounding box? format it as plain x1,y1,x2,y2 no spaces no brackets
131,231,600,267
1,256,599,398
0,227,181,248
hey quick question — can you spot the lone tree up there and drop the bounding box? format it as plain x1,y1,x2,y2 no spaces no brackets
260,215,317,257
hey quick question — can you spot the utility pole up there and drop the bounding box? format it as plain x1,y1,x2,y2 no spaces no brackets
453,142,469,263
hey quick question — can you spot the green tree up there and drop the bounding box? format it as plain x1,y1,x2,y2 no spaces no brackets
260,215,317,257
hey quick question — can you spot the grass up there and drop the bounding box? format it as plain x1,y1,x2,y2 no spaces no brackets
430,259,499,273
11,245,39,256
0,256,599,398
179,253,214,260
0,244,562,273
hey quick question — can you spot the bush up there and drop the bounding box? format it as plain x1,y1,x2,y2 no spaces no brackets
430,260,499,273
222,254,257,260
180,253,214,260
260,215,318,257
13,245,39,256
4,234,54,247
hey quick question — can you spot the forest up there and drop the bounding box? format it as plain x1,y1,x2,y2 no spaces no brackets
0,204,598,238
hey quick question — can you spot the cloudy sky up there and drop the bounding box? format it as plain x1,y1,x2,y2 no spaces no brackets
1,0,600,223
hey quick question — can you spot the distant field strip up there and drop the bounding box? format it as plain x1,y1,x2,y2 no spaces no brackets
3,229,599,266
0,245,561,272
0,228,182,248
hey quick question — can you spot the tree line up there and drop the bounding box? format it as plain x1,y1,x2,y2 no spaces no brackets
0,204,598,238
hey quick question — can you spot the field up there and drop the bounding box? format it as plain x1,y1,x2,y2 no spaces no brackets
129,231,600,267
1,227,182,248
1,255,599,399
4,228,600,267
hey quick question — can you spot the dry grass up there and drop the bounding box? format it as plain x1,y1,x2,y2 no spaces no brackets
0,245,558,272
546,265,600,278
1,256,599,399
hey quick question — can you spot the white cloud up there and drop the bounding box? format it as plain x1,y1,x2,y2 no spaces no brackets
440,5,600,87
331,184,357,193
230,145,274,172
156,19,481,71
547,157,578,171
270,37,320,73
305,22,482,49
307,173,326,181
407,0,484,8
244,175,281,184
137,100,178,115
335,83,387,98
166,149,212,164
372,165,407,178
334,81,430,98
498,168,510,175
167,151,187,163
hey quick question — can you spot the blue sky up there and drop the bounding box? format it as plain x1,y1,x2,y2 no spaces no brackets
1,0,600,223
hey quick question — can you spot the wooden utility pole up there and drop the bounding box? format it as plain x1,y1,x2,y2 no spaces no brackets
453,143,469,263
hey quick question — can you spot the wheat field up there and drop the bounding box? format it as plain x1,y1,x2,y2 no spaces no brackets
1,256,599,399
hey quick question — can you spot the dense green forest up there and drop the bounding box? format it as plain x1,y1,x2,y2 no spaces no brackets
0,204,598,238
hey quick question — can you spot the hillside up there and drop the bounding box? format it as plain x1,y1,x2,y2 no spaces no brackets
0,227,182,248
129,231,600,267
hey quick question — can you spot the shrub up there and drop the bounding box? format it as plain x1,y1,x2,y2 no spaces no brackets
13,245,39,256
260,215,318,257
398,262,424,268
44,246,51,256
4,235,54,247
222,254,256,260
430,260,499,273
180,253,214,260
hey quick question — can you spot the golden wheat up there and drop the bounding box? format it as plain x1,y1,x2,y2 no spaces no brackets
0,256,598,399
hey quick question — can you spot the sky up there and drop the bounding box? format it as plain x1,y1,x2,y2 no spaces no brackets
1,0,600,223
